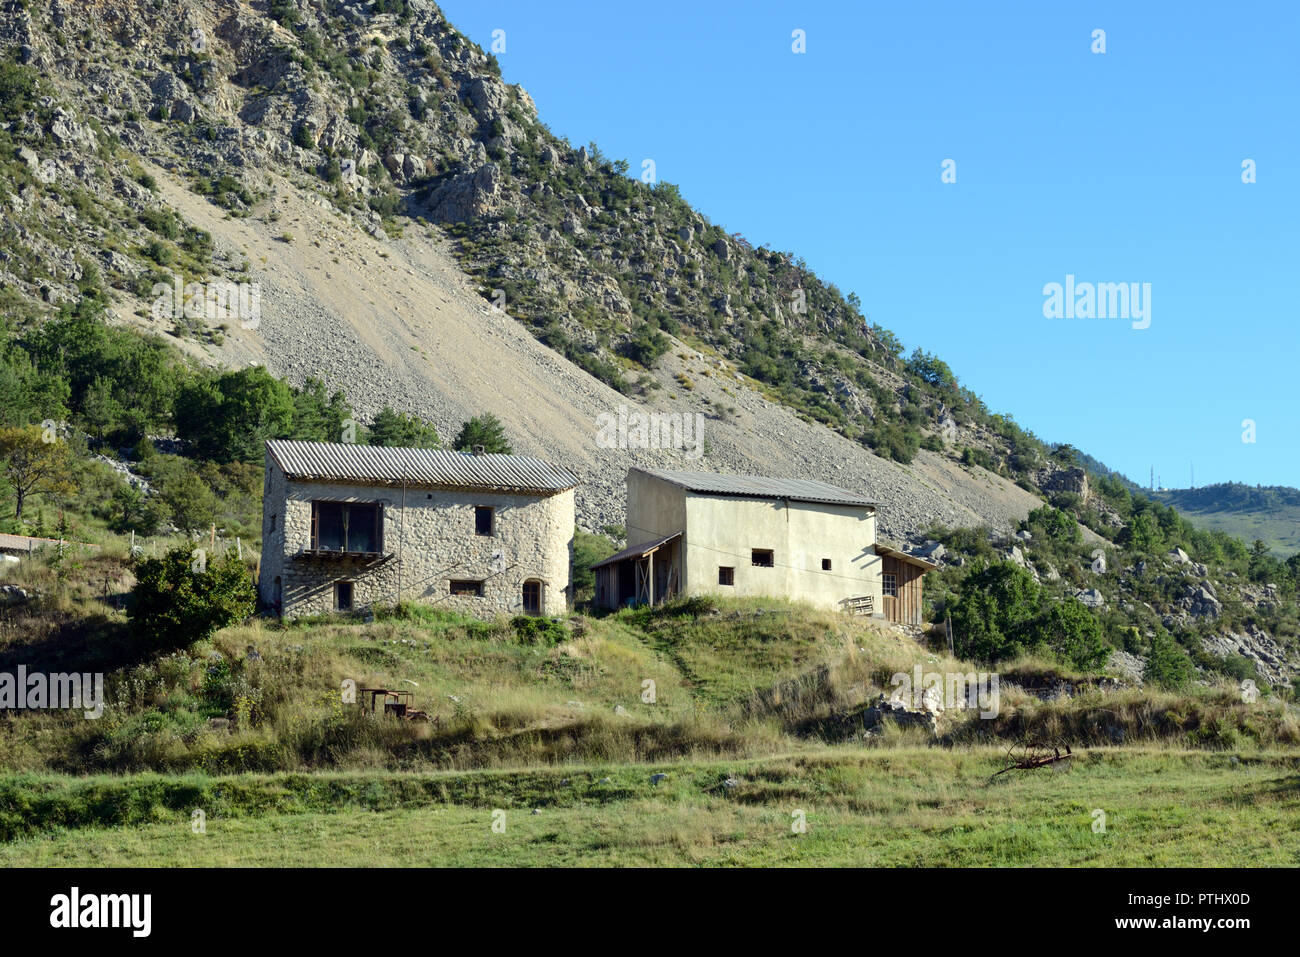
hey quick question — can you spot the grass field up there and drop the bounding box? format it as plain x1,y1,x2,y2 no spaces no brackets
2,748,1297,866
3,551,1298,867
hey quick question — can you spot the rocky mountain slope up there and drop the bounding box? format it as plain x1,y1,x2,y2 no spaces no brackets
1,0,1297,688
0,0,1045,538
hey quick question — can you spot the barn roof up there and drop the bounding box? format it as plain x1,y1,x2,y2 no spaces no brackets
876,543,941,571
631,467,877,509
266,440,579,494
590,531,683,570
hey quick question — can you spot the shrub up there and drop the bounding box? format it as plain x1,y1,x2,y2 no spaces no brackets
1145,632,1194,689
1045,598,1110,670
621,323,670,368
128,546,256,650
511,615,567,645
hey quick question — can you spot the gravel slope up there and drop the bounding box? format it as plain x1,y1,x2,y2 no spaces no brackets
117,166,1043,541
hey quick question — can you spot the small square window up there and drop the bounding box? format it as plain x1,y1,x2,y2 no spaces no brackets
335,581,354,612
882,573,898,597
450,579,484,597
718,566,735,586
821,558,832,571
751,549,774,568
475,506,494,536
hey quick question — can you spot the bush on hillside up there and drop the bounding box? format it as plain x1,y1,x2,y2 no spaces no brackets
1144,632,1194,690
949,559,1112,670
128,545,255,650
511,615,568,645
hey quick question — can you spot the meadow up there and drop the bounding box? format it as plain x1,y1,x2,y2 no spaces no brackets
1,749,1296,866
1,550,1298,866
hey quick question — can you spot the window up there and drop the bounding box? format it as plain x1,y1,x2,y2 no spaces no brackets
475,506,494,536
270,514,277,532
522,579,542,615
450,580,484,597
821,558,832,571
882,573,897,597
751,549,774,568
718,566,735,586
335,581,354,611
311,501,381,553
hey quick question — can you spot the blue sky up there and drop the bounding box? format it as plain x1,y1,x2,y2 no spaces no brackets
438,1,1298,490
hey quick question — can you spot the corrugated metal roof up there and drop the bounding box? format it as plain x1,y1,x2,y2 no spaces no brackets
876,543,940,570
267,440,579,494
590,531,683,569
632,467,877,508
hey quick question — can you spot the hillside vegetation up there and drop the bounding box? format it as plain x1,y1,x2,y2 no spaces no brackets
1153,484,1300,558
0,0,1298,866
2,531,1299,864
0,0,1297,730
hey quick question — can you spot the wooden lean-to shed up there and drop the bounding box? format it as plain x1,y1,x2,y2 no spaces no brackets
873,544,938,625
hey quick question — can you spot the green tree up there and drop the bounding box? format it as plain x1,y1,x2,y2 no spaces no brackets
290,378,353,443
1145,632,1194,689
175,366,294,462
81,375,122,444
0,321,70,427
572,528,617,603
1247,539,1275,583
1044,598,1110,670
621,323,670,368
950,560,1042,662
108,483,166,535
905,348,956,390
453,413,512,454
0,57,37,119
159,469,218,536
1123,511,1163,554
1049,444,1078,465
367,405,441,448
23,298,177,439
1026,505,1082,545
0,426,76,522
128,546,255,649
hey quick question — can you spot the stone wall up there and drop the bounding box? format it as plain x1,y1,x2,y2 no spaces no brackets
259,458,574,619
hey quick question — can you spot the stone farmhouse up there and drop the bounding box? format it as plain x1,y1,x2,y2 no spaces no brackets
591,468,935,623
259,440,577,619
